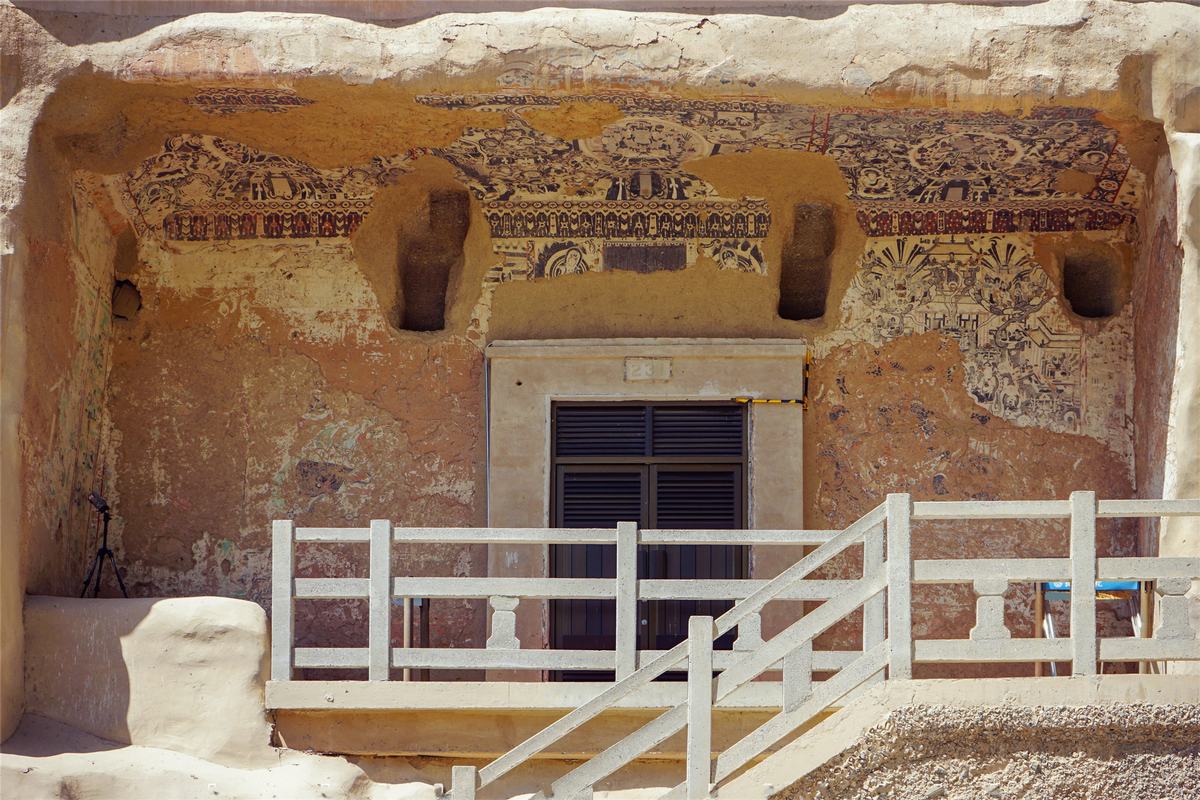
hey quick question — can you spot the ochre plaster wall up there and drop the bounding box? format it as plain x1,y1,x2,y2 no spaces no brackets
100,185,490,668
20,173,116,598
6,3,1200,713
86,100,1145,668
2,127,122,736
49,86,1149,671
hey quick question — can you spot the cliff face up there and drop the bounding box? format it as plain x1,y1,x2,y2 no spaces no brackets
3,0,1199,742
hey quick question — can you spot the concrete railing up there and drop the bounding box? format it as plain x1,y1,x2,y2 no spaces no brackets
270,493,1200,800
453,502,892,800
270,521,850,680
910,495,1200,669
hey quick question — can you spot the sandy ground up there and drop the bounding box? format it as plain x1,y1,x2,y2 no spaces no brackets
0,714,439,800
0,715,673,800
777,703,1200,800
6,703,1200,800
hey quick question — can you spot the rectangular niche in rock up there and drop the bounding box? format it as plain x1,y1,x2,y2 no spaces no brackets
399,188,470,332
778,203,835,321
1062,251,1123,319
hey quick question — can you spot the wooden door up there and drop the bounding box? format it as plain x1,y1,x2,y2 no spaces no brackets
550,403,747,679
552,465,646,658
644,464,745,651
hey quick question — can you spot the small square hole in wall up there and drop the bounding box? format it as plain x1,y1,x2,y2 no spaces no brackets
112,279,141,321
1062,252,1120,318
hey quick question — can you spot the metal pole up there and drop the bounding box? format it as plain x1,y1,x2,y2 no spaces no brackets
402,596,413,682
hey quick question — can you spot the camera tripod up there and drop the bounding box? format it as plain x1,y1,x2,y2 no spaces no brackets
81,493,128,598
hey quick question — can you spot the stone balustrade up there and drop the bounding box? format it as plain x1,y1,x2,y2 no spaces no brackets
269,493,1200,800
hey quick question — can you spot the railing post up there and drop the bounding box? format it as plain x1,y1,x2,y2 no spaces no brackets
1069,491,1097,676
687,615,715,800
733,611,763,651
369,519,392,681
864,516,886,683
886,493,913,680
402,595,413,682
616,521,639,679
450,765,477,800
782,641,812,712
271,519,295,681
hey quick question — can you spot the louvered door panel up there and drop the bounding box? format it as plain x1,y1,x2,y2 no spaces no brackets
555,406,648,457
550,402,747,680
647,466,745,652
552,467,645,679
650,406,745,457
558,470,645,527
655,467,741,529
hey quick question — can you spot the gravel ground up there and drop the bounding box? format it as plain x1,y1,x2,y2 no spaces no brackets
777,704,1200,800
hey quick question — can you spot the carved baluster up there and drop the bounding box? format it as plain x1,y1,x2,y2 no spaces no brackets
1154,578,1196,640
734,610,763,651
486,596,520,649
969,578,1011,641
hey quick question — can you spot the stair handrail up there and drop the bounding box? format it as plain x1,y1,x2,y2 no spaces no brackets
548,573,887,800
465,501,889,798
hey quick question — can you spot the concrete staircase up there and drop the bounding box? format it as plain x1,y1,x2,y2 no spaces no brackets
445,493,1200,800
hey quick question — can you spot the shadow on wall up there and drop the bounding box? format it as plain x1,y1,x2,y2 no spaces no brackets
18,595,274,767
1,715,124,757
22,596,136,750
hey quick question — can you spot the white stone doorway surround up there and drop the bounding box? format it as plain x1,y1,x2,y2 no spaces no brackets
485,339,808,676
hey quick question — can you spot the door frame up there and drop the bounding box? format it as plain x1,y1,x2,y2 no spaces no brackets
485,339,807,675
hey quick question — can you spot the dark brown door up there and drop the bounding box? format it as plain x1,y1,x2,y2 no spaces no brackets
552,466,646,656
551,403,747,679
645,464,745,651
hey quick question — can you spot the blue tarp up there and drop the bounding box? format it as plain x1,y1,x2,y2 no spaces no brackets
1042,581,1140,593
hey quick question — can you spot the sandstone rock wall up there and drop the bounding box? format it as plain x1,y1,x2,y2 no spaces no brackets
4,0,1200,736
1133,147,1183,554
1160,130,1200,660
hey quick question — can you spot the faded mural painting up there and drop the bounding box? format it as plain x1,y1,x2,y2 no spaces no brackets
132,88,1138,256
112,86,1140,460
119,134,420,241
67,76,1147,650
815,235,1132,459
421,92,1137,235
428,100,776,284
183,86,317,115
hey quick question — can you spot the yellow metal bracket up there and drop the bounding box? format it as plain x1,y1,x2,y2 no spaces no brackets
733,351,814,409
